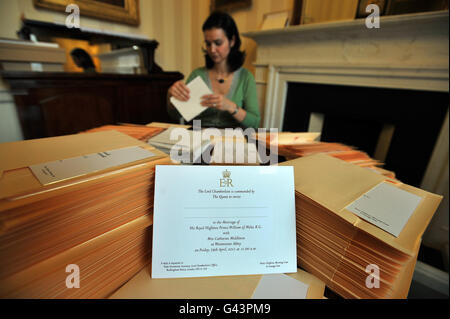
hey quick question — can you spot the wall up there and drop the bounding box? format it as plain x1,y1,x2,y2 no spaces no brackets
0,0,296,142
301,0,358,24
0,0,362,97
190,0,295,74
0,0,192,76
0,78,23,143
0,0,378,142
0,0,366,88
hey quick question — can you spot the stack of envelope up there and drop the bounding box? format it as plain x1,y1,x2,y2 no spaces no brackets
0,130,170,298
146,122,191,130
207,129,260,165
281,142,381,167
280,154,442,298
254,131,392,176
83,124,165,142
252,132,321,146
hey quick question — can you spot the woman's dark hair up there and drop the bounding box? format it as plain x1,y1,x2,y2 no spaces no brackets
202,11,245,72
70,48,96,71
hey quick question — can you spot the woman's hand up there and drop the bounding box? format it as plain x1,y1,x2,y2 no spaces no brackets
168,80,190,101
201,94,237,113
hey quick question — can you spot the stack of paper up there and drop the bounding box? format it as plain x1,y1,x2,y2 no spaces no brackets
148,127,214,164
207,129,260,165
0,215,152,298
83,124,165,142
0,131,170,298
146,122,191,129
254,132,392,175
252,132,321,146
147,124,261,165
280,154,442,298
277,140,380,168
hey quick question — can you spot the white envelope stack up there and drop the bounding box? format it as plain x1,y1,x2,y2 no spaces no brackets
281,154,442,298
148,127,214,164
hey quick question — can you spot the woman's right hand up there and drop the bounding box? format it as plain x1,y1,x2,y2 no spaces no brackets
168,80,190,102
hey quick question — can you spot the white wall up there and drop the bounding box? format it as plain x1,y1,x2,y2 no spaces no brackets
0,78,23,143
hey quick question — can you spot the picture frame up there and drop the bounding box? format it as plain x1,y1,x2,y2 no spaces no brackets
290,0,304,26
33,0,140,26
260,10,291,31
210,0,252,12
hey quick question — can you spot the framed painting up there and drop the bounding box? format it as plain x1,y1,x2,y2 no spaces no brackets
210,0,252,12
33,0,140,26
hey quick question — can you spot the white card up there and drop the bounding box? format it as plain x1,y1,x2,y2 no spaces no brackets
170,76,212,122
251,274,309,299
152,165,297,278
346,182,423,237
29,146,155,185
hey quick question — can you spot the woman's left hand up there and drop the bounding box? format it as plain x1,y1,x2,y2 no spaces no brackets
201,94,234,112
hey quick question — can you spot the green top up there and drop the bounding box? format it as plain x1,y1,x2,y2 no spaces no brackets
168,67,261,129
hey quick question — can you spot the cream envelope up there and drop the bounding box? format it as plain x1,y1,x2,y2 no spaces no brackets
109,265,325,299
0,131,171,280
0,130,169,208
0,215,153,298
280,153,442,257
169,76,211,122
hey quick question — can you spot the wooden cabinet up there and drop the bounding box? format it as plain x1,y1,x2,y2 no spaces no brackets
1,71,183,140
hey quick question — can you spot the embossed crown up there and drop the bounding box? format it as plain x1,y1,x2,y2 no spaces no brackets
222,170,231,178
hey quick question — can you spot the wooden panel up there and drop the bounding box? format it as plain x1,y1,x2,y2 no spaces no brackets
2,71,183,140
37,87,116,136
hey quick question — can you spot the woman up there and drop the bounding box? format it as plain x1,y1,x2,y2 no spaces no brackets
70,48,96,73
167,11,260,129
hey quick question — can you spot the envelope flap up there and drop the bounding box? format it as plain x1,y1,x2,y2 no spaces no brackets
0,131,164,201
281,153,385,224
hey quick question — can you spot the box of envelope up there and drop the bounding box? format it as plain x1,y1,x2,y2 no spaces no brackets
280,153,442,298
0,130,170,298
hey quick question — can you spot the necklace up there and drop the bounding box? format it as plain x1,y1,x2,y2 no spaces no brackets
216,76,228,84
214,71,229,84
